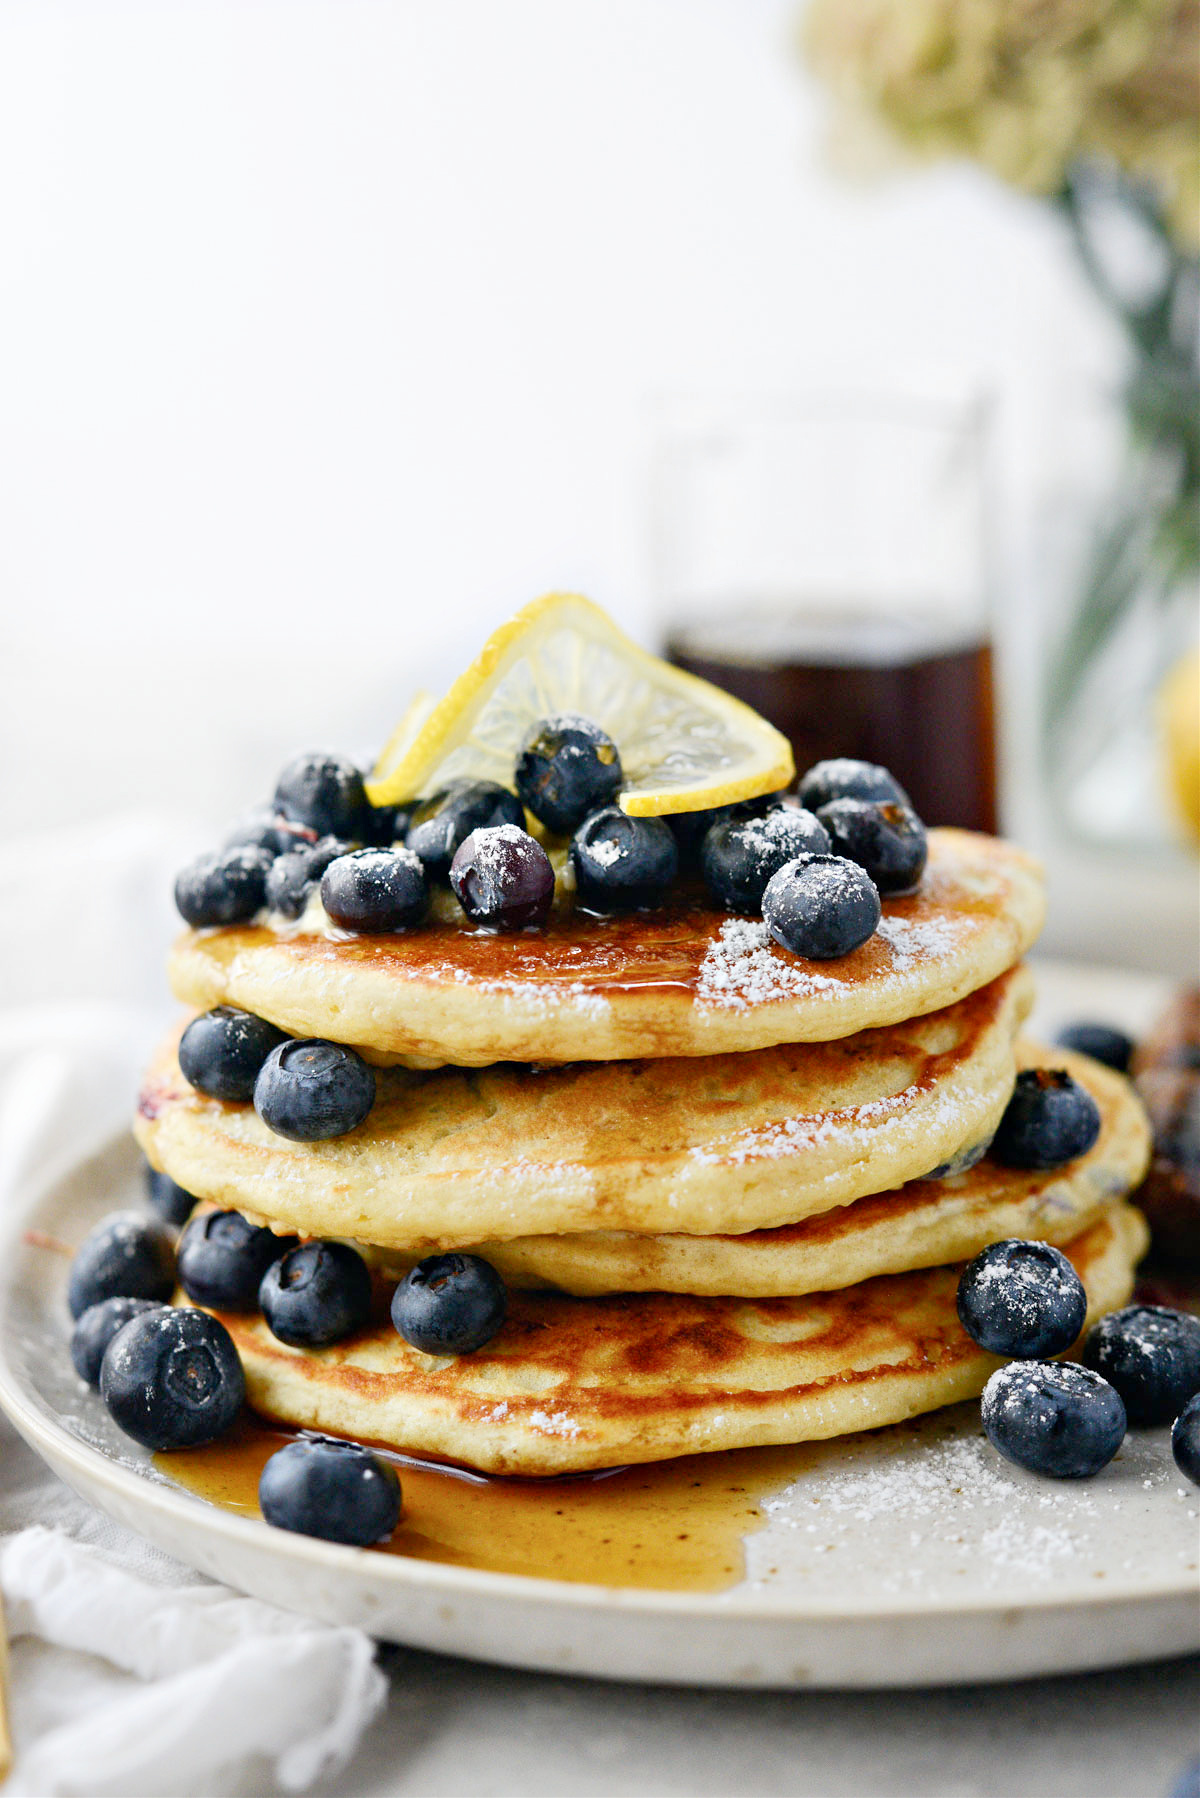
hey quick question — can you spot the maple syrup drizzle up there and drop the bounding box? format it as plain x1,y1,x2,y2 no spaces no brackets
155,1417,816,1592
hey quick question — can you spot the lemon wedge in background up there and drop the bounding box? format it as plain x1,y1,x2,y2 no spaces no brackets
365,593,794,815
1160,646,1200,844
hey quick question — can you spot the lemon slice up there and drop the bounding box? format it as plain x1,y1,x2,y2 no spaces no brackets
365,593,794,816
371,688,439,797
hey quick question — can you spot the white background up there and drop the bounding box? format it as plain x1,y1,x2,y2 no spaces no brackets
0,0,1192,969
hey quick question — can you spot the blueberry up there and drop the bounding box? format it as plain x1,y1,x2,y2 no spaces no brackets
667,793,787,863
924,1139,991,1180
67,1212,176,1320
797,758,910,814
259,1437,400,1545
100,1306,244,1450
570,807,678,910
1172,1392,1200,1485
273,752,369,841
174,846,273,928
981,1360,1126,1479
1054,1022,1134,1074
144,1165,199,1228
223,807,318,859
254,1039,376,1141
406,783,525,881
990,1069,1102,1170
265,837,353,920
178,1006,288,1102
259,1241,373,1347
761,854,881,959
514,714,622,836
392,1253,507,1355
449,824,555,929
71,1297,163,1386
700,806,830,913
1080,1305,1200,1426
956,1240,1088,1359
363,802,412,847
319,847,428,932
177,1210,299,1312
814,798,927,896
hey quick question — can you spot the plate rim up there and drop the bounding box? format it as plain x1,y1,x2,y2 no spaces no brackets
1,1131,1196,1628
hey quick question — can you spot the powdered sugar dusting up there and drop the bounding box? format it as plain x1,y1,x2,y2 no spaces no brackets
875,912,965,967
743,1411,1200,1601
466,822,531,870
588,837,624,869
528,1409,582,1439
696,919,842,1009
696,906,972,1011
688,1067,973,1167
755,1425,1102,1591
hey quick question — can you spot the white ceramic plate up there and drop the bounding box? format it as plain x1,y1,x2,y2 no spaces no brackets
1,1128,1197,1690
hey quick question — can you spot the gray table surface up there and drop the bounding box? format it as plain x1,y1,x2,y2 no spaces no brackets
305,1646,1199,1798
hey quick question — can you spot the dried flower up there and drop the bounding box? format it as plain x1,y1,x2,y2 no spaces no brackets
803,0,1199,248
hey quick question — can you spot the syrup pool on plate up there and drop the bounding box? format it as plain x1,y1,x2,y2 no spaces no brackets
156,1418,817,1592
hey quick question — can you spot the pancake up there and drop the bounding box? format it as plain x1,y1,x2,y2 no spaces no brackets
210,1204,1148,1475
136,966,1031,1246
413,1047,1150,1295
167,829,1044,1066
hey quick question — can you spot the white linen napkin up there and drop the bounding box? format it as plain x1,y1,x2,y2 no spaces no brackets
0,818,389,1795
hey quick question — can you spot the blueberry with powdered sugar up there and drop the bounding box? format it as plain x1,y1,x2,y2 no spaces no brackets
797,757,910,814
815,798,927,896
406,782,526,881
1081,1305,1200,1426
761,854,881,960
571,807,678,910
667,793,787,863
990,1069,1101,1170
265,836,353,920
67,1212,176,1319
515,714,623,836
178,1006,288,1101
71,1297,164,1387
981,1360,1126,1479
100,1307,244,1450
273,751,370,841
956,1240,1087,1359
700,806,830,913
320,846,428,932
174,845,274,928
450,823,555,929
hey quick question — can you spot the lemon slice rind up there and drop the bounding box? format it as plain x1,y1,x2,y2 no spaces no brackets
366,593,793,816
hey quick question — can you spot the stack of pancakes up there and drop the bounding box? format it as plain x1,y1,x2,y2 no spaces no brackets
137,827,1152,1475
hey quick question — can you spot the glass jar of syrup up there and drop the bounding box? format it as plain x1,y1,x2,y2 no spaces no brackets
650,391,998,833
